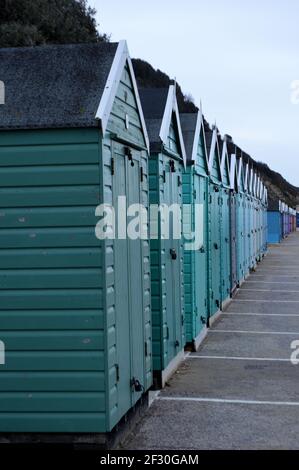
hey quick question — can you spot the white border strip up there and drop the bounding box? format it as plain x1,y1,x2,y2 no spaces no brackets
251,275,299,277
158,396,299,407
223,312,299,317
246,281,299,284
210,329,299,335
232,299,299,303
240,288,299,293
188,355,290,362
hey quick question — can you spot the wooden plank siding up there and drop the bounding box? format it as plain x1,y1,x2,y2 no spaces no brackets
149,112,185,374
105,63,151,430
0,128,106,432
0,60,152,434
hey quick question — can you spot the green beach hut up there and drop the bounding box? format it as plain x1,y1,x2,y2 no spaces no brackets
0,41,152,444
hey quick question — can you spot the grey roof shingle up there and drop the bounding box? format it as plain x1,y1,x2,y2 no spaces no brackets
139,88,169,152
268,196,280,211
204,120,213,155
0,42,118,130
179,113,198,164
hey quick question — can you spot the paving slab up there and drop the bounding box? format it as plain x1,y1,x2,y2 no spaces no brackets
243,282,299,291
226,299,299,314
158,357,299,402
123,400,299,450
235,290,299,301
213,313,299,332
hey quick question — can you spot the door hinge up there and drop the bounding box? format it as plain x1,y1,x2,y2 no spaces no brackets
115,364,120,382
193,189,197,198
163,170,166,183
144,341,148,357
140,166,144,182
181,314,184,326
170,159,176,172
175,340,180,348
166,326,169,340
177,175,181,186
111,157,115,175
200,315,207,325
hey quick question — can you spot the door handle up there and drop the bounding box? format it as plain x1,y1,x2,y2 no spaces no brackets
170,248,177,260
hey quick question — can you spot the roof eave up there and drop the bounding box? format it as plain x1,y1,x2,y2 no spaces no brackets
95,40,150,153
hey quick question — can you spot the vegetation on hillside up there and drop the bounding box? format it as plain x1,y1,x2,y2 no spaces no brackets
0,0,108,47
132,58,197,114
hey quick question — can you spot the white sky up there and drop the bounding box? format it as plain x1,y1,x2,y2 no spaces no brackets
89,0,299,186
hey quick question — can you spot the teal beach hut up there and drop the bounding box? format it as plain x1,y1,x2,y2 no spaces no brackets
0,41,152,444
180,110,209,350
204,122,223,323
139,85,186,387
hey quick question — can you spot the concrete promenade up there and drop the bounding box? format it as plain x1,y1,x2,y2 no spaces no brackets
123,233,299,450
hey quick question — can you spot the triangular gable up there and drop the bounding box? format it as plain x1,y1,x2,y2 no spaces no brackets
236,154,245,193
261,183,265,203
220,139,231,187
190,109,209,174
249,167,254,196
96,40,149,152
244,160,250,193
159,85,187,167
252,172,258,198
258,177,263,200
229,153,238,191
208,126,222,182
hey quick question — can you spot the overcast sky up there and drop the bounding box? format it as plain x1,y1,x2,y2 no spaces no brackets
90,0,299,186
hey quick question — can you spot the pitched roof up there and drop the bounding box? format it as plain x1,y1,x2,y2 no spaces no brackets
268,195,280,211
139,88,169,151
203,119,213,154
0,42,119,130
139,86,186,165
179,113,198,164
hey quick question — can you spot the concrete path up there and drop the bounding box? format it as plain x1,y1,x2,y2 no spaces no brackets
123,233,299,450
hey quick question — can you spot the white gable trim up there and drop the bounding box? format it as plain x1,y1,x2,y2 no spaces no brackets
252,172,257,198
190,110,209,172
208,127,222,181
159,85,187,168
249,168,254,195
258,177,262,200
191,110,201,163
244,161,249,192
220,140,231,187
208,127,217,172
96,40,150,152
237,156,244,191
229,154,237,190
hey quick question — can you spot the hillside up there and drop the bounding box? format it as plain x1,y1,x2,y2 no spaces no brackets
133,57,299,209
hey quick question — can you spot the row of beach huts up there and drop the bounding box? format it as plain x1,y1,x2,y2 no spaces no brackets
0,41,296,447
